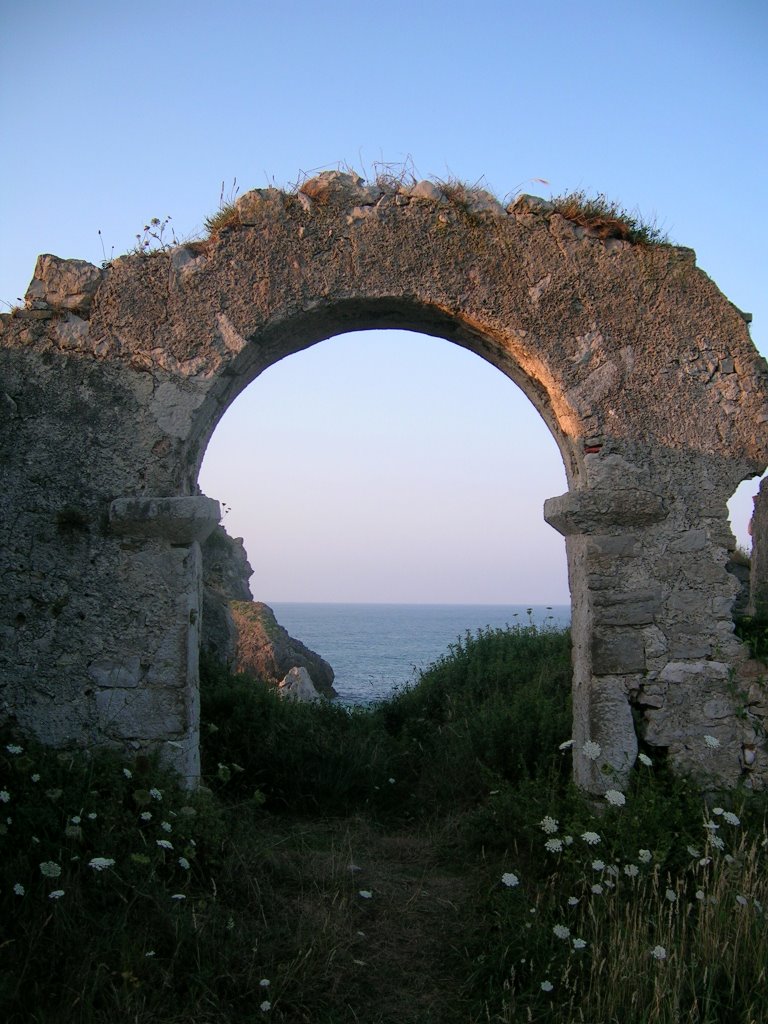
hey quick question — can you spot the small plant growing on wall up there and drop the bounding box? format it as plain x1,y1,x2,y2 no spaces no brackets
550,190,668,245
133,215,178,254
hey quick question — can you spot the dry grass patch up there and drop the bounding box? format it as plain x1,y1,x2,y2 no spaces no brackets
550,189,668,245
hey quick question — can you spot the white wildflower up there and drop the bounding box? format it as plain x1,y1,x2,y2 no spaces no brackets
624,864,639,877
144,950,156,957
156,839,173,850
13,883,25,896
544,838,563,853
699,857,712,866
559,739,574,750
358,890,373,899
567,896,580,906
606,864,620,877
582,740,601,760
0,791,10,803
553,924,570,940
170,893,186,900
572,937,587,950
39,861,61,878
260,1001,272,1012
563,834,574,846
140,812,152,821
710,836,725,851
703,735,720,749
149,788,162,800
31,774,40,783
260,979,270,988
722,811,740,826
123,768,132,779
605,789,626,807
501,872,519,888
687,845,701,858
540,980,553,992
48,889,65,900
88,857,115,871
540,815,559,834
638,752,653,766
591,883,604,895
650,945,667,961
638,849,652,863
592,860,605,871
161,821,172,832
6,744,22,754
581,831,601,845
665,889,677,902
736,895,748,907
178,857,190,870
713,807,724,816
87,813,97,820
695,889,705,900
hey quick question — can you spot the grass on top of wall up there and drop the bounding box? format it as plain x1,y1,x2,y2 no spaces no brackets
2,623,767,1023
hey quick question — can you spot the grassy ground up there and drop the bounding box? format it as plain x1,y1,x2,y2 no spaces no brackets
2,625,767,1023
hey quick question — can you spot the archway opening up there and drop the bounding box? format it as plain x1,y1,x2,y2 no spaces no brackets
198,328,570,701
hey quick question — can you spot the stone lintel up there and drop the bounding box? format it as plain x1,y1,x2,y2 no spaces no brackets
110,495,220,543
544,487,667,537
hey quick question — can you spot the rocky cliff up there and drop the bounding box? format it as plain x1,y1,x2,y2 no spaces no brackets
201,526,336,697
230,601,336,698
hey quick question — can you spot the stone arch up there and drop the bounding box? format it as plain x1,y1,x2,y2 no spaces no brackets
1,171,767,793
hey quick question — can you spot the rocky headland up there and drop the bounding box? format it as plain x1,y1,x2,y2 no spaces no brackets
201,525,336,698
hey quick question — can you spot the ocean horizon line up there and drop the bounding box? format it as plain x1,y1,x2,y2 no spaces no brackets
266,599,571,608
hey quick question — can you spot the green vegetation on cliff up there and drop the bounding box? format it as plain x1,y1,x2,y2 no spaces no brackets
2,625,767,1023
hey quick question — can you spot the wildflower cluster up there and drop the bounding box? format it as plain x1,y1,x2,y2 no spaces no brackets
487,734,768,1018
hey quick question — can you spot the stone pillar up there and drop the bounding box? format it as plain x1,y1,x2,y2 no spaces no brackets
545,485,666,791
748,477,768,618
105,496,220,784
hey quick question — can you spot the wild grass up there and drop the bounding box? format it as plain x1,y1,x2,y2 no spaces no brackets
2,624,766,1023
549,189,668,245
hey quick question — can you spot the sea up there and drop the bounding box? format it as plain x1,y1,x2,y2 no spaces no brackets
269,602,570,705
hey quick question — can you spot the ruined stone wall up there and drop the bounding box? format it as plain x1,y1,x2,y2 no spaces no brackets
1,171,767,790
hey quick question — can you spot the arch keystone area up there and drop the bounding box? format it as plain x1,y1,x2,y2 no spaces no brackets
1,171,767,792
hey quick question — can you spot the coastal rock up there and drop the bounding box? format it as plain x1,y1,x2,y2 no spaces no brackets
277,665,322,702
201,526,253,662
231,600,337,698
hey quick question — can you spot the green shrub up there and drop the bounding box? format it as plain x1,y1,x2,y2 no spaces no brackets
199,654,401,814
373,624,572,810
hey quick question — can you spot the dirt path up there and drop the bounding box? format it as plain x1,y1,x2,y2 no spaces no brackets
262,817,484,1024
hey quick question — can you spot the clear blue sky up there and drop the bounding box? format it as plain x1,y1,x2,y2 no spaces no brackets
2,0,766,603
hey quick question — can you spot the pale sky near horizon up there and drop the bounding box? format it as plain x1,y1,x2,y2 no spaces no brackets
1,1,766,604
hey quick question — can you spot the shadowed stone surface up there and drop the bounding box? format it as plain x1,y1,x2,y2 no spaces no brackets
1,170,767,789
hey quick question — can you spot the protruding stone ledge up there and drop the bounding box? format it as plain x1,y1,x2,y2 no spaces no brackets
544,487,667,536
109,496,220,543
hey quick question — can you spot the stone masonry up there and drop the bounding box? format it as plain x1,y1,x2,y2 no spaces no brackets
1,171,767,790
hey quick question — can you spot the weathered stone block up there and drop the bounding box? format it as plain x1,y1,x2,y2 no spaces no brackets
96,687,185,739
593,588,661,626
109,496,220,543
88,657,141,688
25,254,103,317
592,628,646,674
